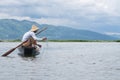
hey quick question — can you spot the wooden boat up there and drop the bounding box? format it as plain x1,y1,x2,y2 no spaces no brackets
18,46,40,57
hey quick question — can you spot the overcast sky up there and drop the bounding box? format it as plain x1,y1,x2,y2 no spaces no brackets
0,0,120,34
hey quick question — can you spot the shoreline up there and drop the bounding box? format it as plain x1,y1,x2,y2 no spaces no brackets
0,39,120,42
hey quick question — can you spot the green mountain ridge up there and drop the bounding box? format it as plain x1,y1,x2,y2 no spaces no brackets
0,19,118,40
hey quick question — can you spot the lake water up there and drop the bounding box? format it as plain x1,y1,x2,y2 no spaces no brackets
0,42,120,80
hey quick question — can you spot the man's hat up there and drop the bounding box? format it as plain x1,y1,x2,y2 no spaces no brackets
31,25,39,32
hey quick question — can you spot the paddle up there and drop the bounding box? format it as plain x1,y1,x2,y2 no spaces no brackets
1,40,27,56
1,27,47,57
35,27,47,35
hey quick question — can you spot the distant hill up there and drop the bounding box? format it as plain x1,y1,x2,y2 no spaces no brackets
0,19,118,40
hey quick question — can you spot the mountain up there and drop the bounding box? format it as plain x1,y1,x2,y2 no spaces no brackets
0,19,118,40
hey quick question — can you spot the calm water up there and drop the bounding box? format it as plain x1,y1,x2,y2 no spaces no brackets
0,42,120,80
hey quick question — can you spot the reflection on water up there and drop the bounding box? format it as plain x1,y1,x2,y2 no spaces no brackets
0,42,120,80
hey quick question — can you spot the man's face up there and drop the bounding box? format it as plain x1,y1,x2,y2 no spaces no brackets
34,30,39,33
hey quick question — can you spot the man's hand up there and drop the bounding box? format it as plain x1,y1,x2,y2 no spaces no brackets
42,37,47,41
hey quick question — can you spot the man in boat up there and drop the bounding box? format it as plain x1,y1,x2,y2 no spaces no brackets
22,25,47,47
18,25,47,56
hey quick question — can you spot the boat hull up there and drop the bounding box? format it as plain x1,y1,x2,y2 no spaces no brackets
18,47,40,57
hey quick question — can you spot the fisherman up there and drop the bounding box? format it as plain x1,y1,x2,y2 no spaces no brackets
19,25,47,54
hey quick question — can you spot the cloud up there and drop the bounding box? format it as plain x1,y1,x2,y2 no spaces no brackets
34,18,79,27
105,32,120,35
0,13,31,20
0,0,120,33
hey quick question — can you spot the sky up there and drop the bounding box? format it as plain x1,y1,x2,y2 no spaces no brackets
0,0,120,35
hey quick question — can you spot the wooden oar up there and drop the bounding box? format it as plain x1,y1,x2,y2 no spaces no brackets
35,27,47,35
1,40,27,56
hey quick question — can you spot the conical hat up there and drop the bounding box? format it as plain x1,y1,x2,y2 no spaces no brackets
31,25,39,31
